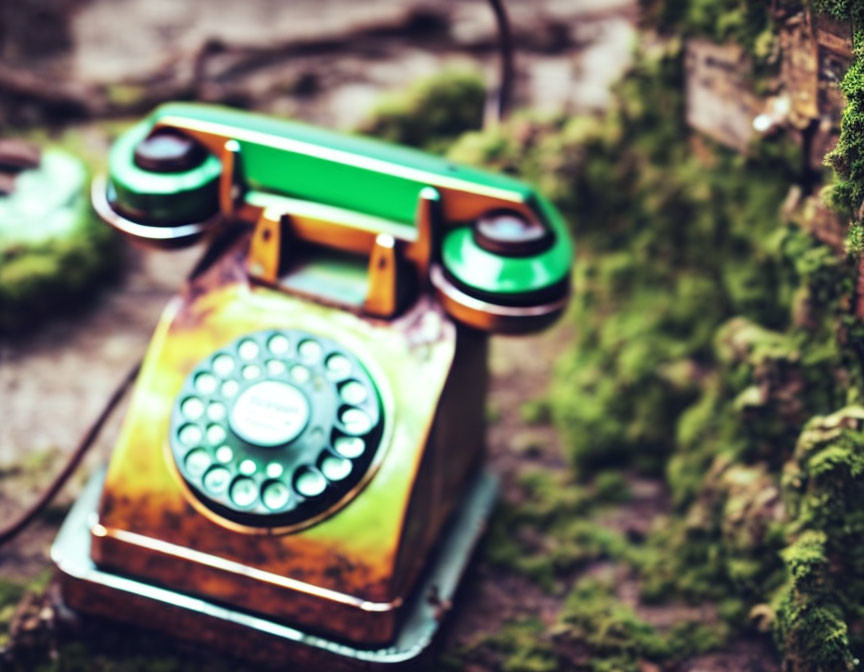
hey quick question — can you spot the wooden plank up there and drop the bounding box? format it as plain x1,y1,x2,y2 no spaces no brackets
685,39,758,151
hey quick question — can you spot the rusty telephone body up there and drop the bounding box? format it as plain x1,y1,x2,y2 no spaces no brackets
51,103,572,667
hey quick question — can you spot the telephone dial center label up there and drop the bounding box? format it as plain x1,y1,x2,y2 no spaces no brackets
229,380,310,447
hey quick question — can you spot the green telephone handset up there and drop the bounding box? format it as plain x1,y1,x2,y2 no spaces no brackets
95,103,572,333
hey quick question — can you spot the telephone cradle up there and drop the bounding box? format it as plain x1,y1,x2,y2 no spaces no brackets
51,103,573,668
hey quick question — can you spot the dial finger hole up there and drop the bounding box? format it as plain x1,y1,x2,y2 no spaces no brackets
195,373,218,394
325,353,352,378
181,397,204,420
238,339,259,360
340,408,373,435
320,454,352,482
334,436,365,458
290,365,310,384
242,364,261,380
295,468,327,498
267,334,290,355
298,339,322,362
206,424,226,445
262,480,291,511
239,459,257,476
178,424,202,446
207,401,226,422
185,448,211,477
230,477,258,508
266,359,286,376
339,380,367,405
266,462,284,478
213,354,235,377
203,466,231,494
215,445,234,463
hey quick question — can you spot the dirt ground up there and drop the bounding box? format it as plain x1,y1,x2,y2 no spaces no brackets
0,1,779,669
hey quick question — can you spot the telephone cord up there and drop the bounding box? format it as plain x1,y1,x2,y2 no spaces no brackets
0,361,141,547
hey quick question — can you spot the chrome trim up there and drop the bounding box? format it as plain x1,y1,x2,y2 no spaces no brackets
91,175,220,244
92,524,400,613
429,264,568,318
52,467,499,665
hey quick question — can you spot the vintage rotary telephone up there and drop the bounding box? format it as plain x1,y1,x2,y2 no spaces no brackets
50,102,572,666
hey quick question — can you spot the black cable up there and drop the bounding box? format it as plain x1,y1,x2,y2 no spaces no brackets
0,210,227,548
0,361,140,547
487,0,515,124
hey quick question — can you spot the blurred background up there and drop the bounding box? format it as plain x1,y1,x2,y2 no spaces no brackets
2,1,863,670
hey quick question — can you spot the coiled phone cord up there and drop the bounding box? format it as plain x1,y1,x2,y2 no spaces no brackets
0,0,514,549
0,361,141,547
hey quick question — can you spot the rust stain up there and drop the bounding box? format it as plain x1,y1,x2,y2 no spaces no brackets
90,272,483,645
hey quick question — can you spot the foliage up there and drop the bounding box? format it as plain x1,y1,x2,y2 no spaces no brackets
811,0,864,23
357,69,486,153
449,576,726,672
643,0,777,56
827,34,864,219
557,578,727,671
771,408,864,669
485,469,638,590
447,1,864,668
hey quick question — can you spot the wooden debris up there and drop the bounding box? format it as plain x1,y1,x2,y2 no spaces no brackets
780,14,819,127
684,40,759,152
799,194,848,254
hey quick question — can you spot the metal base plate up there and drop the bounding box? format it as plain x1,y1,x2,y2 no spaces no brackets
51,467,498,669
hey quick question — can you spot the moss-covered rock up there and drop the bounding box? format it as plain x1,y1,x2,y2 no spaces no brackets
771,407,864,667
0,145,118,333
445,1,864,668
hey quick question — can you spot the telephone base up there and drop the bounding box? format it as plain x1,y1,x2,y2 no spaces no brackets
51,466,498,669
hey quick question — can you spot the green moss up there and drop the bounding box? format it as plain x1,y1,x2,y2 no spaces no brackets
448,3,864,668
773,532,857,671
455,577,726,672
847,221,864,257
451,40,803,478
357,69,485,152
485,468,638,589
811,0,864,23
486,619,560,672
520,399,552,426
557,577,727,671
593,471,632,503
0,578,26,650
0,212,117,333
826,54,864,218
0,135,121,333
645,0,776,55
769,407,864,666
